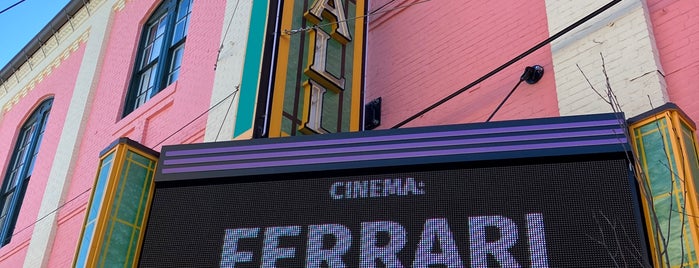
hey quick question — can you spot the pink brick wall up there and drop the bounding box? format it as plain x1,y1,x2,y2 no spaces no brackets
648,0,699,121
365,0,558,129
0,44,86,266
43,1,225,266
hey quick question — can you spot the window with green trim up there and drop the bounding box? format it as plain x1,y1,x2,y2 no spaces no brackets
0,98,52,246
124,0,193,116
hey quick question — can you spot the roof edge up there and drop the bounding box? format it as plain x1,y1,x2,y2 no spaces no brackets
0,0,85,83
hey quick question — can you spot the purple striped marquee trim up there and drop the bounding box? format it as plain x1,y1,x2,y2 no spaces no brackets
165,119,624,157
161,138,627,174
163,129,624,166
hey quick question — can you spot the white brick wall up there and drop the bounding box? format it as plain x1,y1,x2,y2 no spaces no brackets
204,0,253,142
546,0,668,117
23,0,115,267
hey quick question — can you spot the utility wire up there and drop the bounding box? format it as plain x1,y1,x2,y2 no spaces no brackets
283,0,433,35
486,65,541,122
10,187,91,239
0,0,25,15
391,0,622,129
215,0,241,70
215,85,240,141
154,87,240,147
8,84,241,243
486,79,525,122
370,0,397,15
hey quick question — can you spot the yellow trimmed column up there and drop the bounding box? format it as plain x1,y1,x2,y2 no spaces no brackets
73,138,158,267
629,103,699,267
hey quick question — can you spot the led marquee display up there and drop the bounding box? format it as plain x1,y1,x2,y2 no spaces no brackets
139,113,651,267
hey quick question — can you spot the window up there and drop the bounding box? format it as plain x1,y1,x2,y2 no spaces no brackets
0,98,52,246
124,0,193,116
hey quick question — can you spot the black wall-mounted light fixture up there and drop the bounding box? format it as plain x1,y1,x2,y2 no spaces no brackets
364,97,381,130
486,65,545,122
522,65,544,84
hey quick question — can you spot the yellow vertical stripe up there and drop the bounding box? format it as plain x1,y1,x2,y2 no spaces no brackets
268,0,296,138
349,0,365,131
129,147,158,268
672,112,699,264
90,145,127,267
629,115,665,268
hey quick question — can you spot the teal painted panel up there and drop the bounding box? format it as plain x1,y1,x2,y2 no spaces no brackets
136,167,153,225
681,123,699,208
116,154,151,224
128,151,152,167
234,0,270,137
679,123,699,263
639,119,698,266
98,151,155,267
643,134,674,193
100,221,134,268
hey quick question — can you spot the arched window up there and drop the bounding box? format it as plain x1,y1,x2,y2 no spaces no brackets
0,98,52,245
123,0,193,116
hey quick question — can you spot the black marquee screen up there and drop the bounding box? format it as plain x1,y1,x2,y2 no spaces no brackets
138,158,648,267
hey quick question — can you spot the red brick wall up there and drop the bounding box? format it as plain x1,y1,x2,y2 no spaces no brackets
0,43,86,267
365,0,558,129
45,1,226,266
648,0,699,121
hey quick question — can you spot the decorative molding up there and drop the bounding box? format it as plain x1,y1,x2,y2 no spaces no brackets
113,0,126,11
0,0,106,112
2,32,89,114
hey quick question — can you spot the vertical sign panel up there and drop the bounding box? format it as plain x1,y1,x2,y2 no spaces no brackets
629,104,699,267
73,138,159,267
268,0,365,137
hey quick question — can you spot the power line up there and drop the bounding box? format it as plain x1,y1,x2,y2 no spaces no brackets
10,187,91,240
154,87,240,147
215,85,240,141
0,0,25,15
283,0,434,35
215,0,241,70
391,0,622,129
370,0,398,15
486,79,525,122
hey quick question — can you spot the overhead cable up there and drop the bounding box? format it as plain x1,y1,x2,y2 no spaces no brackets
391,0,622,129
0,0,25,15
283,0,433,35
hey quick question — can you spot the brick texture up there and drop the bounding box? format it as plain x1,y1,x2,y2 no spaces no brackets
648,0,699,122
0,44,86,267
365,0,558,129
41,0,226,266
546,0,668,118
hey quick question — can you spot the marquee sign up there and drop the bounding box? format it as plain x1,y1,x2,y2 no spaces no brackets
266,0,366,137
139,113,651,267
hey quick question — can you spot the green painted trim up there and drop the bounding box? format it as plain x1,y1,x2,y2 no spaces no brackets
234,1,270,137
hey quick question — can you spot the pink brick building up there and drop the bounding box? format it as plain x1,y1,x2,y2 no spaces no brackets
0,0,696,266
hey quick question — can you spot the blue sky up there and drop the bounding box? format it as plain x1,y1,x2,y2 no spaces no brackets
0,0,71,69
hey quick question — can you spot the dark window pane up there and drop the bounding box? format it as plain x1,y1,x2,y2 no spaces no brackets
0,99,51,246
172,0,192,44
126,0,193,115
167,45,185,84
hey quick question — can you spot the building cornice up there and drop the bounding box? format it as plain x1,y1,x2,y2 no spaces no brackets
0,0,106,113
